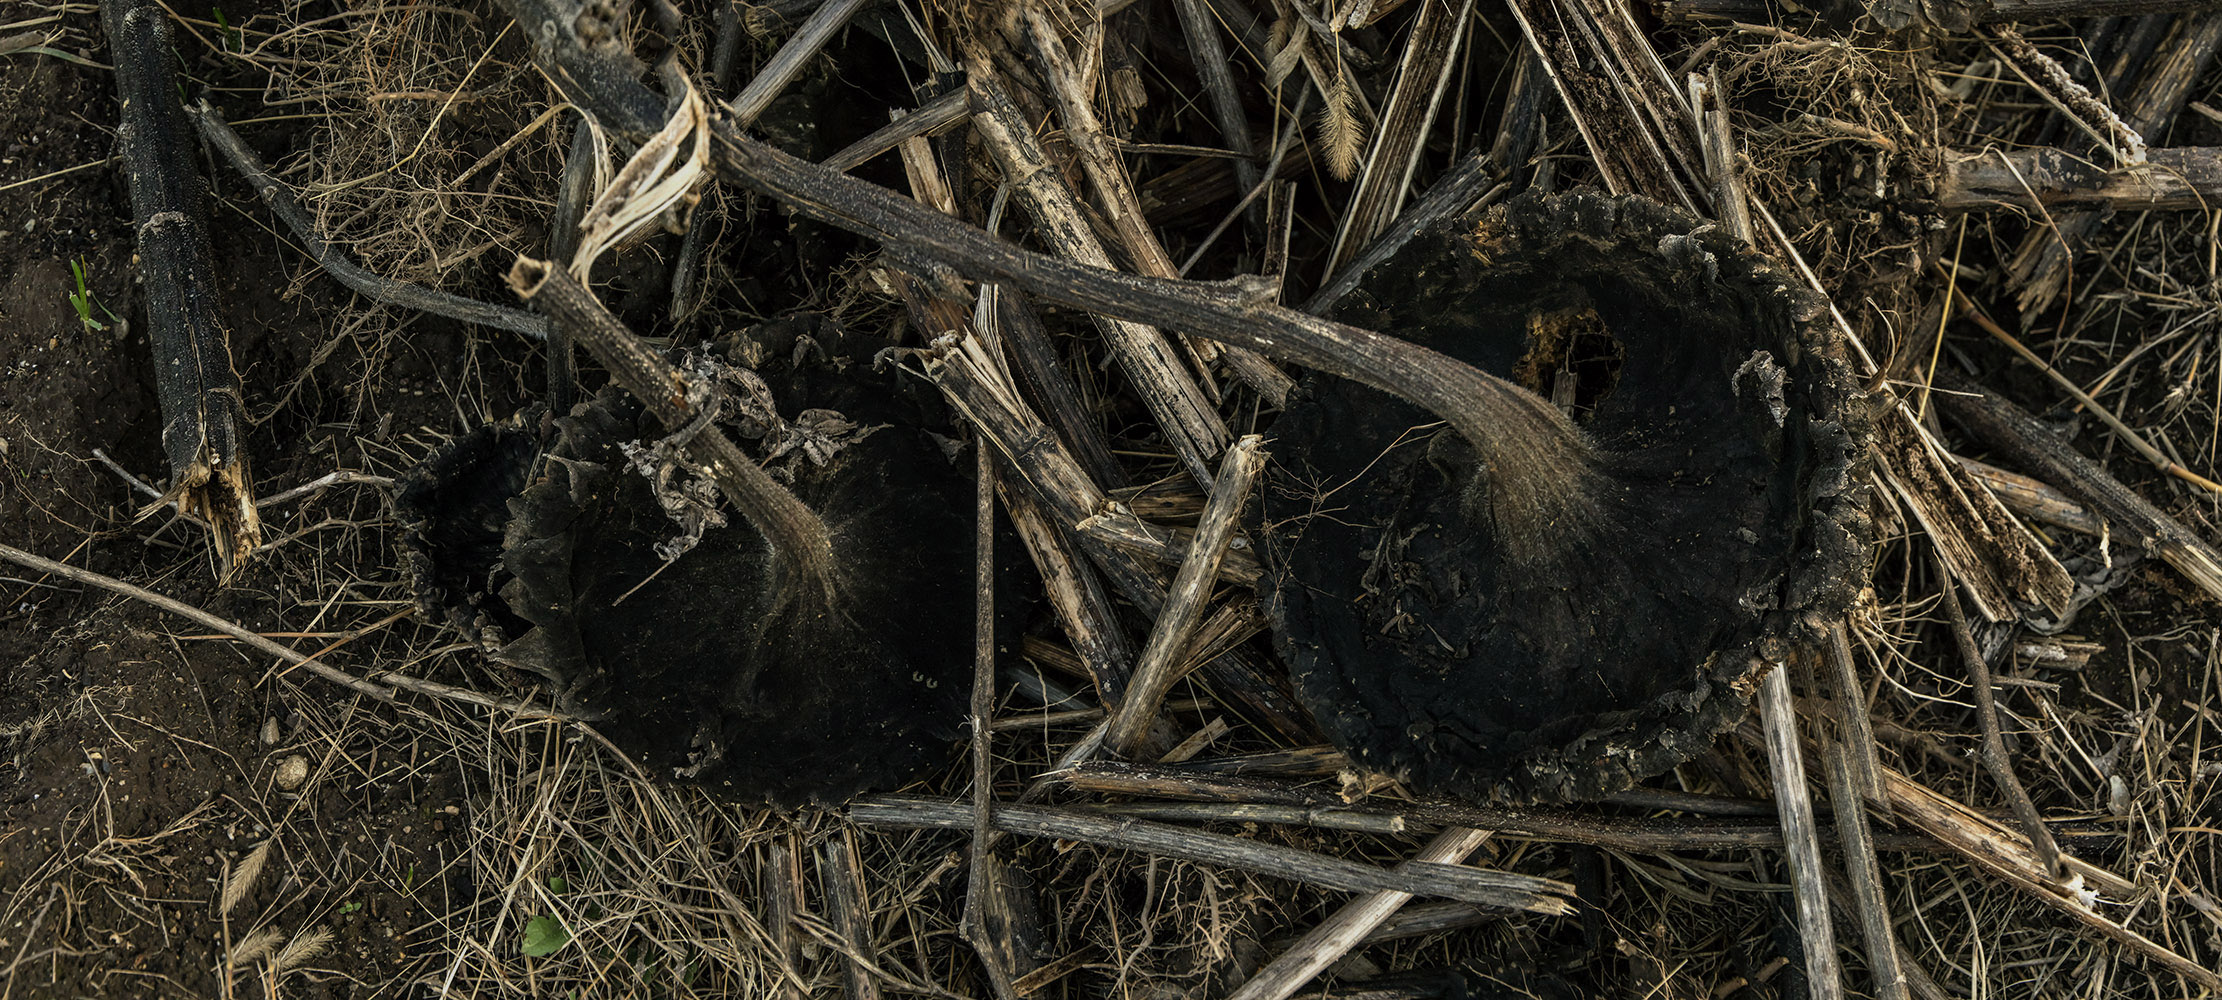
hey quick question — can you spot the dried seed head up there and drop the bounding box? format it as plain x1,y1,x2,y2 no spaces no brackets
1318,77,1365,182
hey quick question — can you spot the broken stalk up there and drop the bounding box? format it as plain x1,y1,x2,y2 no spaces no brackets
103,0,260,575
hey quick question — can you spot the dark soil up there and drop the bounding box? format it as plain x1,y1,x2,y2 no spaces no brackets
0,8,498,995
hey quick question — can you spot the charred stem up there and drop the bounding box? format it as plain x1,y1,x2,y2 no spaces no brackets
506,257,838,601
105,0,261,576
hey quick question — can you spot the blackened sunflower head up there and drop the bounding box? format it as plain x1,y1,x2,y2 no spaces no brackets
1262,192,1870,803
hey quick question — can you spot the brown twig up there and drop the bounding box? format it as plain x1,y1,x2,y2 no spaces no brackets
848,795,1575,913
1934,369,2222,602
1225,827,1492,1000
963,65,1232,487
667,0,747,322
1017,10,1293,404
820,89,972,174
1817,630,1907,1000
1080,800,1408,835
1324,0,1473,276
2001,14,2222,316
1073,504,1263,585
767,831,807,1000
1953,455,2105,536
0,543,345,704
820,829,882,1000
0,542,570,718
961,447,1020,1000
1989,26,2146,166
728,0,870,127
1104,435,1266,756
1822,746,1910,1000
988,286,1126,489
1502,0,1705,210
1169,0,1262,222
1871,763,2218,989
1951,288,2222,495
1935,559,2064,876
920,334,1158,604
1000,481,1139,703
1052,760,1926,853
1873,416,2075,621
189,101,550,340
1938,144,2222,211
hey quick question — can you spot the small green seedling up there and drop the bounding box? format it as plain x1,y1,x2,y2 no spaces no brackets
211,6,243,52
65,258,116,333
521,914,569,957
336,900,363,916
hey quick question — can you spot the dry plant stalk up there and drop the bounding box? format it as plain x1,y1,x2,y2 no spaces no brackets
2000,15,2222,316
1872,763,2221,990
1105,436,1268,756
1989,26,2146,167
189,102,550,340
963,65,1233,487
1226,826,1491,1000
1502,0,1703,209
849,795,1576,914
571,79,712,281
1755,664,1844,999
1325,0,1472,274
1935,371,2222,603
1017,11,1293,403
102,0,261,576
505,260,835,593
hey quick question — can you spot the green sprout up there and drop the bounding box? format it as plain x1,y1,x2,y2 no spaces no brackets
521,914,569,957
211,6,243,52
65,258,115,333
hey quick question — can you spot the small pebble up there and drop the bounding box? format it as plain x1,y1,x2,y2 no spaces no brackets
261,718,281,745
274,755,310,790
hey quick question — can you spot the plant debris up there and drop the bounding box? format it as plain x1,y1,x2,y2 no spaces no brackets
1265,192,1871,803
9,0,2222,996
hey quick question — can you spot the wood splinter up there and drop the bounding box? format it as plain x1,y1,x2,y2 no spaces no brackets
103,0,260,576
